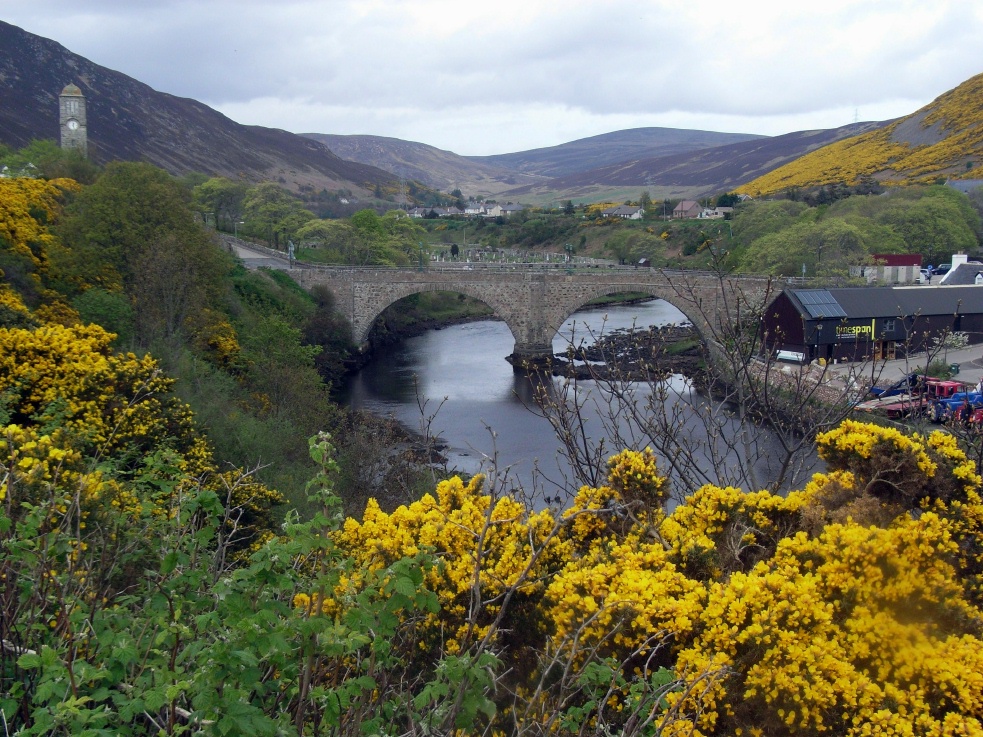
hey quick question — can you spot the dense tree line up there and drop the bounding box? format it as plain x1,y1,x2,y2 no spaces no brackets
729,185,981,275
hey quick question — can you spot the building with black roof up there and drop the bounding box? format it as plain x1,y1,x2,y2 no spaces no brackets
761,285,983,363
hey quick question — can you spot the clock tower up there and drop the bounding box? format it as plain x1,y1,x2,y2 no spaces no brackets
59,83,87,157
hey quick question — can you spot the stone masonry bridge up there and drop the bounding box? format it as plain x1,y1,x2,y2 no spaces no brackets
286,262,775,365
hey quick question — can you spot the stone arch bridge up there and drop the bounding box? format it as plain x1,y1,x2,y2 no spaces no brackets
288,263,775,364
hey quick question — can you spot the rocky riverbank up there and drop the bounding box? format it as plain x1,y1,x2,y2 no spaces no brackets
548,325,704,380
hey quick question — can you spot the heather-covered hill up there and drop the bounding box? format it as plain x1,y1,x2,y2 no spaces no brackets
740,72,983,197
0,21,396,195
302,133,549,198
469,127,764,178
514,122,887,194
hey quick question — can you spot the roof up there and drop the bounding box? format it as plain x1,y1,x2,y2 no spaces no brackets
872,254,921,267
603,205,643,216
784,285,983,320
674,200,701,210
60,83,83,96
940,261,983,286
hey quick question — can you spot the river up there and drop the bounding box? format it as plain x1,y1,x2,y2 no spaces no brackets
339,299,815,502
341,300,822,506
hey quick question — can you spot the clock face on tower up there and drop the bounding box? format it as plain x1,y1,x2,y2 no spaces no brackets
67,119,79,130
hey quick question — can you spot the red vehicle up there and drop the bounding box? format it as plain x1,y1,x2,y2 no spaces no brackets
854,378,968,420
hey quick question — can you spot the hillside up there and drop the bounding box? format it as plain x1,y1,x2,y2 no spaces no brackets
507,122,887,199
740,72,983,197
0,21,396,195
468,127,764,178
302,133,549,198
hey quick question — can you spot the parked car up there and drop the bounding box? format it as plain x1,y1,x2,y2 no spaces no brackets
936,263,952,275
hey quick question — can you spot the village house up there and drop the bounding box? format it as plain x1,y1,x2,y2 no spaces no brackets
939,253,983,285
672,200,702,219
697,206,734,220
601,205,645,220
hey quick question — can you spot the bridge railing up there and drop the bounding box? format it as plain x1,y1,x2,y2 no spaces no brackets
230,241,804,284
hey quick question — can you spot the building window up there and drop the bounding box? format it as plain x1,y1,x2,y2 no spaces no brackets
882,319,895,333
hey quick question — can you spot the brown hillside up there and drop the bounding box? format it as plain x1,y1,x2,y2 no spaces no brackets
504,122,887,200
302,133,548,198
0,21,396,194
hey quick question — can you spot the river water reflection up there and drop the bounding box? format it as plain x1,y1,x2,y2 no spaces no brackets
339,300,695,496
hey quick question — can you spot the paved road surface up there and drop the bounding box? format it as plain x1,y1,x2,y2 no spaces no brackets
830,345,983,393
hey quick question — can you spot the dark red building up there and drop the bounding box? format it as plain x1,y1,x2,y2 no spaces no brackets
761,286,983,363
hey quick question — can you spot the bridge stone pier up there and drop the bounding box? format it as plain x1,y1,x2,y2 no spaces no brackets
290,265,773,365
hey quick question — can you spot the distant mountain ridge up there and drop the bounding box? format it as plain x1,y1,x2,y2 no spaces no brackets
504,122,889,199
0,20,396,195
301,133,549,197
467,128,765,178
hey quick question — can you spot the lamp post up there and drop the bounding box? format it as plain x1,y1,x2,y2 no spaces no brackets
234,220,244,239
418,241,424,271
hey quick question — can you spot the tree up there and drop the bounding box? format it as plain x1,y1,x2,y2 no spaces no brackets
564,199,575,215
737,218,869,277
873,186,979,264
243,182,314,249
380,209,426,261
54,162,228,346
0,139,99,183
72,287,135,345
193,176,249,233
53,162,199,290
730,199,809,246
604,230,640,264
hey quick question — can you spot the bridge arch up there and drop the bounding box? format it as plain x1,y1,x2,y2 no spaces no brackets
541,284,706,349
350,281,528,349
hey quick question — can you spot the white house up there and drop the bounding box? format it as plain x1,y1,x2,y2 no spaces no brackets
698,206,734,219
602,205,645,220
940,254,983,285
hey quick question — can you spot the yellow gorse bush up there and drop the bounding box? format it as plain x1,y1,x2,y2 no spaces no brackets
0,322,212,474
329,424,983,735
0,177,78,276
673,513,983,735
336,473,566,653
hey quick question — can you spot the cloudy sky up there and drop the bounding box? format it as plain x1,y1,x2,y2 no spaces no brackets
7,0,983,155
